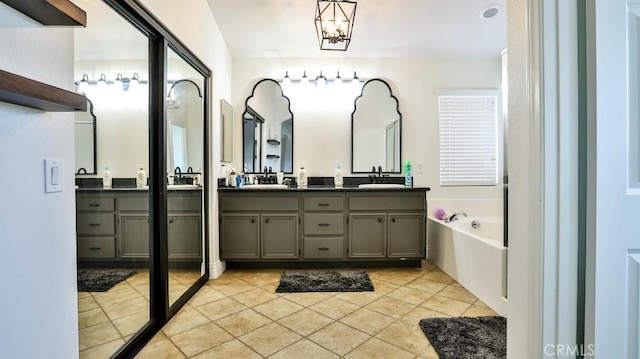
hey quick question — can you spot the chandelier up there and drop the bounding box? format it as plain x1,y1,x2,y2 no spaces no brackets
314,0,357,51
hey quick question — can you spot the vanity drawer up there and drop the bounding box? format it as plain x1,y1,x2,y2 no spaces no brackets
77,213,115,235
168,196,201,212
304,238,344,259
304,214,344,235
77,238,115,259
76,197,115,212
303,198,344,211
221,196,299,212
349,195,425,211
118,196,149,212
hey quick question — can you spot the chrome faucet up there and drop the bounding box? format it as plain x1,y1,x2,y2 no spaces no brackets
445,211,467,223
174,166,182,178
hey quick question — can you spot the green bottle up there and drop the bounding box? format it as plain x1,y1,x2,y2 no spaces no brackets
404,160,413,187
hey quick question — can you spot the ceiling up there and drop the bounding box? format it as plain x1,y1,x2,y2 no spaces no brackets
206,0,507,58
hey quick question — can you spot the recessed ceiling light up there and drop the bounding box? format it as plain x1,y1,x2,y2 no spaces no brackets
481,5,501,19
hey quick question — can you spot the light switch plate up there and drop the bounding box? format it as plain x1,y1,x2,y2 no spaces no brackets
44,159,62,193
416,161,424,174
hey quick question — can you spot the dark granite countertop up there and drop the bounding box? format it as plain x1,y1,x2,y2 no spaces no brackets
218,185,430,192
76,186,202,192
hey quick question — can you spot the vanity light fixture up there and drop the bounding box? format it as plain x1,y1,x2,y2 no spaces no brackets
77,74,89,94
300,71,310,85
96,74,107,88
128,72,140,91
315,0,357,51
315,71,327,88
75,73,148,93
278,70,365,87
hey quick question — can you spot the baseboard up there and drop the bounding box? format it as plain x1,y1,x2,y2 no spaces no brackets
209,260,226,279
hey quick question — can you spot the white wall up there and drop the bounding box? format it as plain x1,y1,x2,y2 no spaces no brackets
138,0,232,277
231,56,502,199
0,4,79,359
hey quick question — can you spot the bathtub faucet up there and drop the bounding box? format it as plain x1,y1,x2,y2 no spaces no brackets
445,211,467,223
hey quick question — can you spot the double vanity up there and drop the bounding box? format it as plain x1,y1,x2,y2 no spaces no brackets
219,185,429,267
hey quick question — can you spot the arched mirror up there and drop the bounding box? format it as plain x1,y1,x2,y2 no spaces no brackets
352,79,402,173
243,79,293,173
74,97,97,175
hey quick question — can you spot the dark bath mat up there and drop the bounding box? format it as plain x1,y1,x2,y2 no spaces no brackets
275,270,374,293
77,269,136,292
419,316,506,359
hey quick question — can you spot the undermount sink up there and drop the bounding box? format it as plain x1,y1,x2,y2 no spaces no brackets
358,183,405,189
168,184,199,190
241,184,288,189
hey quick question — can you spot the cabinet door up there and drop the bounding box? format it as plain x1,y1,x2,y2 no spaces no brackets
120,215,149,258
348,213,386,258
388,213,425,258
221,214,260,259
168,214,201,259
262,214,299,259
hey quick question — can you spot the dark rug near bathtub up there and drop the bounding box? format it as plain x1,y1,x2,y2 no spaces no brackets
275,270,374,293
77,269,136,292
419,316,506,359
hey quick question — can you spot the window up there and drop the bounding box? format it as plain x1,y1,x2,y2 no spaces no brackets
438,90,500,186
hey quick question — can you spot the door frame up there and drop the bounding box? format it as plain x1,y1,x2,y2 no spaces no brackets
508,0,584,357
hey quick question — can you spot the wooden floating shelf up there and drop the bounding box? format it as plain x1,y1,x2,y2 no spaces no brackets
0,69,87,112
0,0,87,27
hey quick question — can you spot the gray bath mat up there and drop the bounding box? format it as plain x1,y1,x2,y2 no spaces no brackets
419,316,506,359
77,269,136,292
275,270,374,293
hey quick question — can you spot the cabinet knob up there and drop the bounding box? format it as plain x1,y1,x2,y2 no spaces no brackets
169,219,174,224
251,219,255,223
265,218,269,223
378,218,382,223
392,218,396,223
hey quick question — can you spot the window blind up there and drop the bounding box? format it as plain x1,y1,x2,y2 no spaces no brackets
438,92,499,186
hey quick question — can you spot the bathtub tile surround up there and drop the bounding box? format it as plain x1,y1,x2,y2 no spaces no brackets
427,199,507,316
134,260,497,358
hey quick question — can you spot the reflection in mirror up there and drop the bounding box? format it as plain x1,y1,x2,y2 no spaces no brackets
352,79,402,173
74,98,96,175
166,47,206,308
243,79,293,173
221,99,233,162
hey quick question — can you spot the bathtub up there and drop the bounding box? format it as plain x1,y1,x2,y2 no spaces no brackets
428,215,508,316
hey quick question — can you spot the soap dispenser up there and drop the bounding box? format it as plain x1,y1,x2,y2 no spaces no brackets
136,165,146,188
297,163,307,188
334,163,343,188
404,160,413,188
103,165,112,189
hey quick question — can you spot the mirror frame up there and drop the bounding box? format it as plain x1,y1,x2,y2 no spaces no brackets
75,97,97,175
242,78,294,174
220,99,233,162
351,78,402,174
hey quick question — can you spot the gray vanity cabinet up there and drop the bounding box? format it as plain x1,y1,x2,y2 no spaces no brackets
118,194,150,259
262,214,299,259
76,193,116,259
387,213,425,258
347,192,426,260
77,190,202,262
221,214,260,259
220,192,299,260
348,213,386,258
303,194,346,259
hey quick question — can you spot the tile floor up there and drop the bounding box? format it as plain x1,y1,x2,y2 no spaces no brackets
129,260,498,359
78,269,202,358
